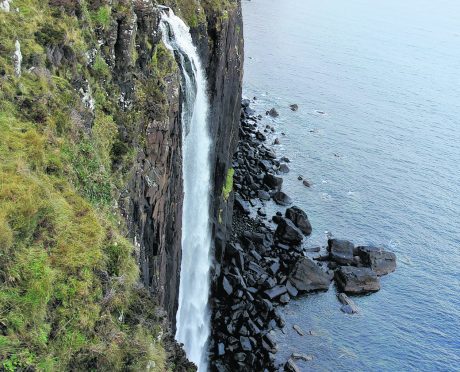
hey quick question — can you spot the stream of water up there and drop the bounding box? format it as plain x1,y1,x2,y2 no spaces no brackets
160,9,212,371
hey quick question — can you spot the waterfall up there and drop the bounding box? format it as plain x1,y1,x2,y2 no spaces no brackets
159,8,212,371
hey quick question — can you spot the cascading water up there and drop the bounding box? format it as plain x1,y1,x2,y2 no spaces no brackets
159,8,212,371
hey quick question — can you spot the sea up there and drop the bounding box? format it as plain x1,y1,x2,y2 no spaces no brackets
241,0,460,370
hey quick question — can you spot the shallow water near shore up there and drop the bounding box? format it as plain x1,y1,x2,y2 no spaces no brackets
242,0,460,370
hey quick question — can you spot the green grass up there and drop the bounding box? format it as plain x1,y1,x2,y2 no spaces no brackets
222,167,234,200
0,1,168,370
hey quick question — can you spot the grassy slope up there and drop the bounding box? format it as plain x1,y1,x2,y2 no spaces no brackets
0,1,168,370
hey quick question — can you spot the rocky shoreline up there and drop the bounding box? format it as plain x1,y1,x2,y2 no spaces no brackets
209,99,397,371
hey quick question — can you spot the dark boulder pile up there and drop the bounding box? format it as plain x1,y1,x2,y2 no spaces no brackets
209,99,326,371
209,99,397,371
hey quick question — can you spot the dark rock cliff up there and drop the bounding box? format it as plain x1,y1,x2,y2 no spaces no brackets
116,0,243,328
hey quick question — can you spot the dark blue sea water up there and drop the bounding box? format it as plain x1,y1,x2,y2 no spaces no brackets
242,0,460,370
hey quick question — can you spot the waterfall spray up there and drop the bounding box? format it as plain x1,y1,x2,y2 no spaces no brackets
160,8,212,371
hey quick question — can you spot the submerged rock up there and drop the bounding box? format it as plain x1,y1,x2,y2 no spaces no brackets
335,266,380,294
267,108,279,117
289,257,331,292
285,358,300,372
337,293,359,314
290,104,299,111
293,324,304,336
292,353,313,361
357,246,396,275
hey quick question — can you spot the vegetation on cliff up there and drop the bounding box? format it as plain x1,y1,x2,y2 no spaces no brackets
0,1,177,370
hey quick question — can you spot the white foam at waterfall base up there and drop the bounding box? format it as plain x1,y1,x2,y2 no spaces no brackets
159,8,212,371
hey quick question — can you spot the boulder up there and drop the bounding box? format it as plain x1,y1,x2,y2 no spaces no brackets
289,257,331,292
259,160,273,171
240,336,252,351
337,293,359,314
275,218,303,244
264,285,287,300
328,239,354,264
285,206,312,235
222,276,233,296
263,173,283,190
217,342,225,356
242,98,250,108
290,104,299,111
267,108,279,117
273,191,292,206
258,190,271,201
293,325,304,336
285,359,300,372
292,353,313,362
357,246,396,275
234,195,251,215
303,179,311,187
279,163,290,173
335,266,380,294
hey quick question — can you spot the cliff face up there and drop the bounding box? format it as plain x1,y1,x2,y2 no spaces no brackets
0,0,242,369
125,0,243,328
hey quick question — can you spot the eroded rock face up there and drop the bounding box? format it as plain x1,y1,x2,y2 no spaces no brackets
335,266,380,294
289,257,331,292
121,1,244,330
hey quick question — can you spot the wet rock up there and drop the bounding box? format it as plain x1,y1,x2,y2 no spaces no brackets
272,215,283,224
267,108,279,117
305,246,321,253
303,179,311,187
285,206,312,235
356,246,396,275
328,239,354,265
269,261,280,275
222,276,233,296
289,257,331,292
338,293,359,314
335,266,380,294
240,336,252,351
242,98,250,108
258,190,271,201
264,285,287,300
293,324,304,336
280,156,290,163
290,104,299,111
256,131,266,141
274,138,280,145
234,353,246,362
263,174,282,191
218,342,225,356
285,358,300,372
273,191,292,206
235,195,251,215
286,281,298,297
275,218,303,244
259,160,273,171
262,333,278,353
257,208,267,217
292,353,313,362
279,293,290,304
279,163,290,173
